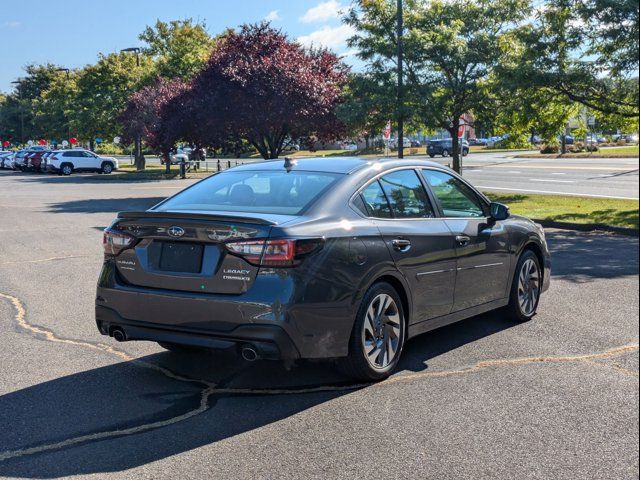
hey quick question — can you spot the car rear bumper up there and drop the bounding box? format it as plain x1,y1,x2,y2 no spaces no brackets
96,259,356,359
96,305,299,360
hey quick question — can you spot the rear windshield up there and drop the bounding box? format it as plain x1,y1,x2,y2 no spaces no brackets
155,170,342,215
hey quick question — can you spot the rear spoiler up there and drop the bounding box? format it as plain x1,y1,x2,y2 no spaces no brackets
117,211,277,226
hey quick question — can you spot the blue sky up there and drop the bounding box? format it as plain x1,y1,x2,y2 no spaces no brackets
0,0,357,92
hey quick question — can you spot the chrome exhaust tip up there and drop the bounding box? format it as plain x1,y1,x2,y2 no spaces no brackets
241,345,259,362
112,328,127,342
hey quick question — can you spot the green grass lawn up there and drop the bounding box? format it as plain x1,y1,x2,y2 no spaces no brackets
485,192,639,230
599,145,639,155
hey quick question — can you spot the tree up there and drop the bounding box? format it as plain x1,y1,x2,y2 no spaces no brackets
0,64,64,144
120,78,189,173
508,0,639,118
140,19,218,80
347,0,531,172
337,73,394,149
70,52,154,157
33,71,78,143
178,23,348,159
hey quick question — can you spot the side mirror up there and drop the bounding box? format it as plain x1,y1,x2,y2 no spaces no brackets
490,202,510,221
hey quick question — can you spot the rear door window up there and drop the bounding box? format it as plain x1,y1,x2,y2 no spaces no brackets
422,169,486,218
379,170,435,218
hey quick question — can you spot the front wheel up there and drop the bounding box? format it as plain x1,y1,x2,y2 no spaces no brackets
101,162,114,174
441,149,449,157
504,250,542,322
340,282,406,381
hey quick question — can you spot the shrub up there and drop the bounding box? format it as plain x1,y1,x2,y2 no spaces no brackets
585,144,599,152
540,143,559,154
95,142,126,155
493,134,531,149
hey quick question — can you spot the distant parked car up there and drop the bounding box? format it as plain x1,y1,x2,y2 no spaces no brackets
47,149,119,175
559,135,574,145
390,137,411,149
26,150,51,172
12,150,30,171
0,152,13,169
410,140,421,148
165,147,193,165
427,139,469,158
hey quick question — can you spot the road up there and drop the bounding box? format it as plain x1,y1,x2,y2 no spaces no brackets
0,171,638,479
118,150,640,199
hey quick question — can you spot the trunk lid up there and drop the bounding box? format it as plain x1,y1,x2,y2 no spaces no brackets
112,211,291,294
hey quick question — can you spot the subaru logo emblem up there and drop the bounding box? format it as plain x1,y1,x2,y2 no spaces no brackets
168,226,185,238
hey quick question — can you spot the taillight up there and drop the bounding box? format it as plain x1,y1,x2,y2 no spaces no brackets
103,228,137,256
225,238,323,267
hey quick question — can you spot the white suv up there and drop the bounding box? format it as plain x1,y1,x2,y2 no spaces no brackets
48,149,119,175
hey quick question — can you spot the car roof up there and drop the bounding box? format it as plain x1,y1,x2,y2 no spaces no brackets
229,157,446,175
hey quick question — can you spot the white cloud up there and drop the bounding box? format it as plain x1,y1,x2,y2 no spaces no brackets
297,24,356,50
2,21,21,29
264,10,280,22
300,1,345,23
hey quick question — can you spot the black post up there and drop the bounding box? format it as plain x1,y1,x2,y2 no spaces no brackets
397,0,404,159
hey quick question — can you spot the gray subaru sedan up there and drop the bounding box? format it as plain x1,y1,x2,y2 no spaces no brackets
96,157,550,380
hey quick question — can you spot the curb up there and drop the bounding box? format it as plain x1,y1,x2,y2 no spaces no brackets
535,219,639,236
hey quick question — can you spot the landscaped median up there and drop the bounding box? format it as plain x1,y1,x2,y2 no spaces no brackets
514,145,639,159
485,192,639,233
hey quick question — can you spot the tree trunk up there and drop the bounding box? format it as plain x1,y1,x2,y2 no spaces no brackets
365,135,370,150
134,136,145,171
89,139,95,152
163,151,171,174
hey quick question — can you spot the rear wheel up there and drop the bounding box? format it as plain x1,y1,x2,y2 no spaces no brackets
504,250,542,322
61,163,73,176
340,282,406,381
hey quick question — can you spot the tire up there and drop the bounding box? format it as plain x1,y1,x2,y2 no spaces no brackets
157,342,202,354
442,149,449,157
504,250,542,322
428,154,435,158
462,148,469,157
61,163,73,176
101,162,114,174
340,282,406,381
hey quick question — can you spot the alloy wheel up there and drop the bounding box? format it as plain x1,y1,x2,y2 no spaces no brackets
361,293,402,370
517,258,540,316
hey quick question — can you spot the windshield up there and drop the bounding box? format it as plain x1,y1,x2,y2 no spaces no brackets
155,170,342,215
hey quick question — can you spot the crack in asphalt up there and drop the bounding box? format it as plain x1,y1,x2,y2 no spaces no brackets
0,291,638,463
0,255,90,266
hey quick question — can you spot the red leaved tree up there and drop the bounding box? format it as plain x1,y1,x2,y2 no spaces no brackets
186,23,348,159
120,77,188,171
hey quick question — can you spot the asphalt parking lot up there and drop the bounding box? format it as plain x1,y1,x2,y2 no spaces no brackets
0,170,638,479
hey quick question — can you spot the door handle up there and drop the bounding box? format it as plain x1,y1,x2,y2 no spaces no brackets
392,238,412,252
455,235,471,246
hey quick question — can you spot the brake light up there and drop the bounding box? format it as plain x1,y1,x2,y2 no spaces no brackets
103,228,137,256
225,238,323,267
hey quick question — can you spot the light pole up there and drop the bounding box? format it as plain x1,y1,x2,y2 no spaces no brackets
56,68,71,145
397,0,404,159
10,80,24,145
121,47,143,168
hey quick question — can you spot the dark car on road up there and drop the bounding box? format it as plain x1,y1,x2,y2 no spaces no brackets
427,139,470,158
97,157,550,380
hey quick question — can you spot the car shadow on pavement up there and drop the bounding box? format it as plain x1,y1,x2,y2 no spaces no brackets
46,197,166,214
0,310,515,478
545,229,639,282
